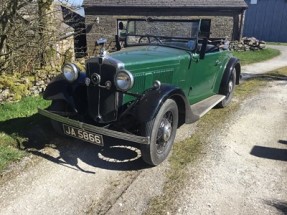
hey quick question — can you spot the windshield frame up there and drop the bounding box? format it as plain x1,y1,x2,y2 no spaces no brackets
124,18,201,51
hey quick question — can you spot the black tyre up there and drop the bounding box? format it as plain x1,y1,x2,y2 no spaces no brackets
47,101,67,135
140,99,178,166
51,120,63,135
217,68,236,108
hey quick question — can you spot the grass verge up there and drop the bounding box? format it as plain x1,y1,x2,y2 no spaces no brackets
145,67,287,215
232,48,280,66
267,42,287,46
0,96,50,172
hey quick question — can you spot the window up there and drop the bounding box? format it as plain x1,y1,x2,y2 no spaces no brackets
199,19,211,39
117,20,128,41
250,0,257,4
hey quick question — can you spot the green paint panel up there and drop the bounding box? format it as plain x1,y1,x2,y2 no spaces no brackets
110,45,232,105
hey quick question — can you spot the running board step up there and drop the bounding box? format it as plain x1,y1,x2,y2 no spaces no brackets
190,95,226,118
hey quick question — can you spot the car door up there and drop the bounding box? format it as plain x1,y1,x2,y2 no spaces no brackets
187,51,222,104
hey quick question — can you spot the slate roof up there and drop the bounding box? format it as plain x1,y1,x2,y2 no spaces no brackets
83,0,247,9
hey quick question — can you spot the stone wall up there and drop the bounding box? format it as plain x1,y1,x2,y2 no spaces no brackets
0,71,59,104
85,15,234,56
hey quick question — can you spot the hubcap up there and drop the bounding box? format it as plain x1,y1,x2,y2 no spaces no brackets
228,80,233,93
156,111,173,153
162,118,172,142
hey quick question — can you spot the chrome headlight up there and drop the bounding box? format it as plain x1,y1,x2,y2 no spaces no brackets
62,63,79,82
115,70,134,91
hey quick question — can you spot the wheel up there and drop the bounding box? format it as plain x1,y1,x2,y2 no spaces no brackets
140,99,178,166
47,101,67,135
51,120,63,135
217,68,236,108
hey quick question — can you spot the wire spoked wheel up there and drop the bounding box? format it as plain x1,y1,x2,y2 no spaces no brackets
217,68,236,108
141,99,178,166
156,111,173,154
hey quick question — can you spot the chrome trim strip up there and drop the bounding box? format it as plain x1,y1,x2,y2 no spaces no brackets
38,108,150,145
86,55,125,71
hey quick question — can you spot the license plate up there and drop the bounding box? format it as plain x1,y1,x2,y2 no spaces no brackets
63,124,104,146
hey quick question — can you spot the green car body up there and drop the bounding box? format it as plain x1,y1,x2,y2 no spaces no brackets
39,18,241,166
110,45,232,104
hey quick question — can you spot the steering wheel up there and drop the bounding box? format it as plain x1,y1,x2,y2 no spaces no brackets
139,36,163,44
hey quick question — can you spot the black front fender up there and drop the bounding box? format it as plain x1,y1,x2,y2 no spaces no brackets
43,74,70,101
43,72,86,101
133,84,198,126
43,74,86,112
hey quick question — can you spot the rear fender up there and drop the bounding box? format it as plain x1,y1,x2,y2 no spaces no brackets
220,57,241,90
133,84,198,126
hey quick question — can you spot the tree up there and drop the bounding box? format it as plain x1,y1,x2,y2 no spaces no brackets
0,0,82,75
37,0,53,68
0,0,34,73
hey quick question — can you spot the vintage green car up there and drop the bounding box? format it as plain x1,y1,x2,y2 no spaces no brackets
39,18,241,166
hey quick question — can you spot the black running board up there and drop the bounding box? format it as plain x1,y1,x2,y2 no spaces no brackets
190,95,226,118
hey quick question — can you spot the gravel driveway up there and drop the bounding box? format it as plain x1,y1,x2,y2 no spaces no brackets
175,80,287,215
242,45,287,75
0,45,286,215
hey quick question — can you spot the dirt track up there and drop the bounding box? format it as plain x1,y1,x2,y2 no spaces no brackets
175,80,287,214
0,46,286,215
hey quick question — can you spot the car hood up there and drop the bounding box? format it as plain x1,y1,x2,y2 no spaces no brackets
110,45,189,71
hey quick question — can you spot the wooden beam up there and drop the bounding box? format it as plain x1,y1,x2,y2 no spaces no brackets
85,6,244,17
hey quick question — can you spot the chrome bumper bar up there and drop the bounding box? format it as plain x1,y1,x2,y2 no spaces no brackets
38,108,150,145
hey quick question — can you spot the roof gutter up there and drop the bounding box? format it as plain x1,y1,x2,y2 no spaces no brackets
84,6,247,16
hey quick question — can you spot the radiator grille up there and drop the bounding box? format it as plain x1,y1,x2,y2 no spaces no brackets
86,61,118,123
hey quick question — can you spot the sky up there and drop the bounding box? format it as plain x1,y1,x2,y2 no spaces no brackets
68,0,84,6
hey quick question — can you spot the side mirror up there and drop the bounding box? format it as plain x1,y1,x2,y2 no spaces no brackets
199,38,207,60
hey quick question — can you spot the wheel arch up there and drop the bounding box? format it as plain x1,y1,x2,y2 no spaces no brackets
133,84,197,126
43,74,87,113
169,94,187,127
43,74,70,101
234,61,241,85
220,57,241,94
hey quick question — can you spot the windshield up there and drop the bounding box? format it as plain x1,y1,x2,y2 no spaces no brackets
126,19,200,50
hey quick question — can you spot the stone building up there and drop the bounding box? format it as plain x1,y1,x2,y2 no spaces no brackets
83,0,247,56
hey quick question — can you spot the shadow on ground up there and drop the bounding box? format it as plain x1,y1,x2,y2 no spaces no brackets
0,114,150,173
278,140,287,145
264,200,287,214
241,72,287,81
250,145,287,162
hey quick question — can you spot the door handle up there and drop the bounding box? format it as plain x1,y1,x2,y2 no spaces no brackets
215,60,221,66
192,54,199,63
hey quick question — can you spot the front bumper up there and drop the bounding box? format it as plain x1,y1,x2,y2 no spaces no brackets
38,108,150,145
